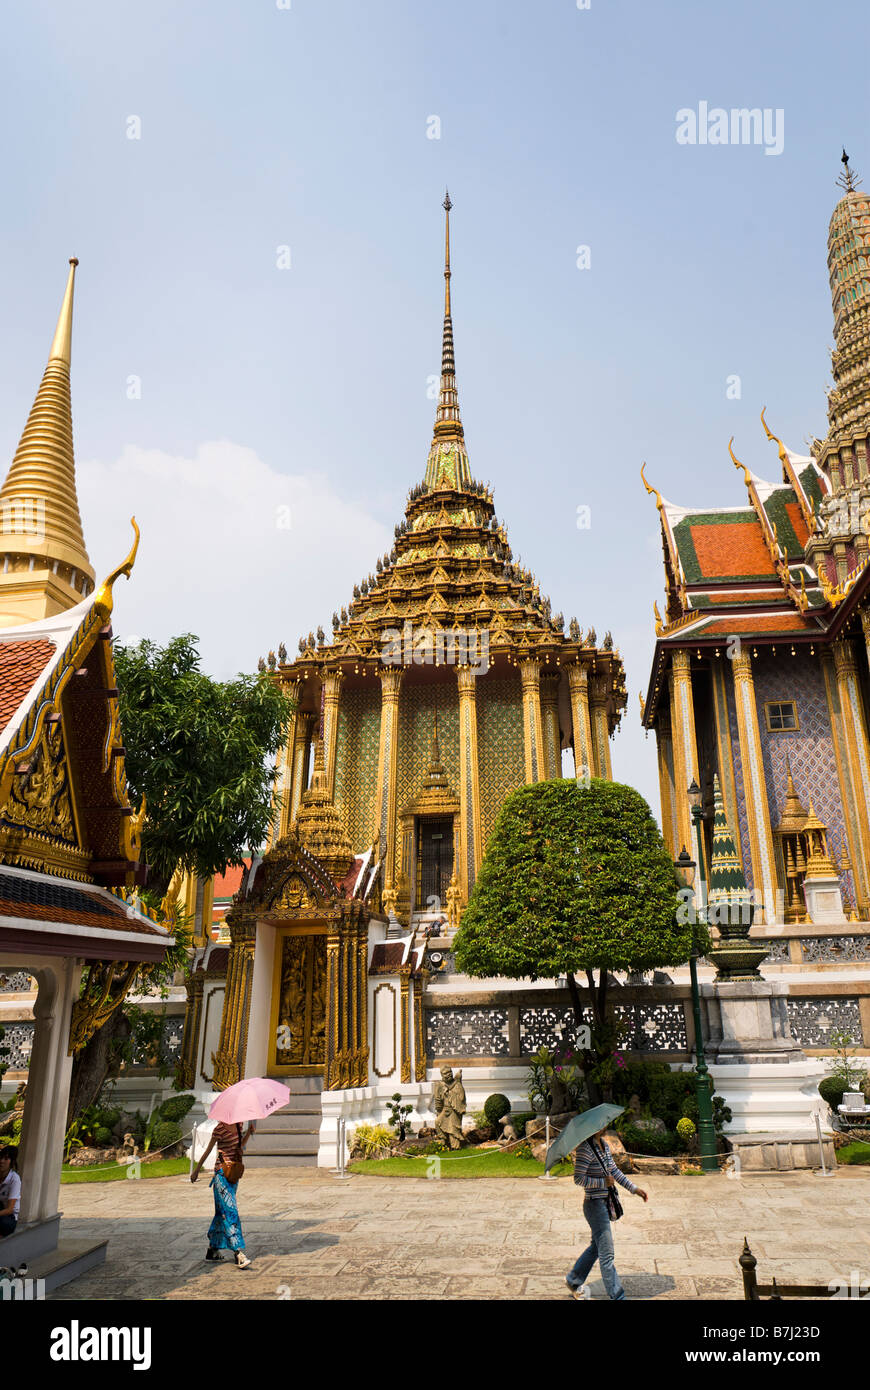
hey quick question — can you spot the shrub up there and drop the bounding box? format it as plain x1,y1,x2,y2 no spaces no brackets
676,1117,696,1140
158,1093,195,1124
819,1077,849,1111
351,1123,393,1159
93,1126,113,1146
149,1120,183,1152
510,1111,535,1138
620,1123,680,1156
483,1094,511,1128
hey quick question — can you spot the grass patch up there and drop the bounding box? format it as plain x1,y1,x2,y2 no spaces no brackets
349,1148,573,1179
61,1158,189,1184
836,1142,870,1167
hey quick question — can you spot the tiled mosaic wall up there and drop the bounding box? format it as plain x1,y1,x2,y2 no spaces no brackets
334,684,381,853
476,673,525,850
753,652,855,908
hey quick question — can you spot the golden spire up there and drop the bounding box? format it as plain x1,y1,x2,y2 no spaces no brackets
424,192,472,491
0,258,95,626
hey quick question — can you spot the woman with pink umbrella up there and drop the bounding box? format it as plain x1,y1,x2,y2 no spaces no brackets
191,1076,290,1269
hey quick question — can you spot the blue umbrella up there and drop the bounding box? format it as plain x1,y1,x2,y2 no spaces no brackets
544,1104,625,1172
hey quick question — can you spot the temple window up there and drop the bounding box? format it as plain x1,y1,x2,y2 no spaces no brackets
764,700,799,732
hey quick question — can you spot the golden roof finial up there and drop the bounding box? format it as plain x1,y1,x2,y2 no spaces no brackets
640,461,664,511
94,518,140,619
0,256,95,625
443,188,452,320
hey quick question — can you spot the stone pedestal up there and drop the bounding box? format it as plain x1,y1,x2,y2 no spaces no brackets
696,978,829,1163
803,874,847,924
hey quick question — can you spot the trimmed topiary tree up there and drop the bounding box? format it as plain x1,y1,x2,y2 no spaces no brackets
149,1120,183,1154
454,779,706,1097
158,1093,195,1124
483,1093,511,1129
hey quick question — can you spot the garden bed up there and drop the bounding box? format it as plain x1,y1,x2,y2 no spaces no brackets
349,1149,573,1179
60,1157,189,1183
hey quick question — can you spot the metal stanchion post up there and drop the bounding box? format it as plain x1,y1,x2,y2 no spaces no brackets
814,1107,834,1178
538,1113,555,1181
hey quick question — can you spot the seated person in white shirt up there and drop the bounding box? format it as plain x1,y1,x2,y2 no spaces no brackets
0,1146,21,1237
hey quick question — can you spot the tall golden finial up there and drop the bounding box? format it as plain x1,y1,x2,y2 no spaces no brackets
443,188,452,322
425,191,471,490
0,257,95,627
837,148,862,193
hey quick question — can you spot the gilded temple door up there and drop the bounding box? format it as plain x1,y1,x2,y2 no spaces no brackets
269,925,328,1075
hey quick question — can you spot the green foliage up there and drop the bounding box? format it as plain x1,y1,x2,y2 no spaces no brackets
93,1126,113,1146
510,1112,535,1138
146,1120,183,1153
351,1123,394,1158
454,779,696,982
819,1076,850,1111
676,1117,696,1140
621,1123,680,1156
483,1094,511,1128
385,1093,414,1140
526,1045,587,1113
610,1059,731,1134
825,1030,869,1095
157,1093,195,1124
114,633,294,888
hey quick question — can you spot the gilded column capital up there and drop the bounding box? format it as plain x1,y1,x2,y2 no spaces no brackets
860,608,870,639
731,651,754,681
567,661,589,695
833,638,861,676
672,649,693,677
589,674,609,708
519,656,541,690
456,664,480,697
379,665,404,699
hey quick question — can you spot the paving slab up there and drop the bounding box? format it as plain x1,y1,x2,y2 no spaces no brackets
47,1167,870,1301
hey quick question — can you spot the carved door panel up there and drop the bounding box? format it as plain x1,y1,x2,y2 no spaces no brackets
273,931,327,1074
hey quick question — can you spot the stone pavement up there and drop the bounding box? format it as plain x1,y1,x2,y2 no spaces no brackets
49,1167,870,1300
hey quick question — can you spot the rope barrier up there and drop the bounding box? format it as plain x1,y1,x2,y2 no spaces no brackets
63,1123,200,1174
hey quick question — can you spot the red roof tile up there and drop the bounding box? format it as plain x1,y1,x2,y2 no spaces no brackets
0,639,55,734
690,522,776,581
213,861,249,900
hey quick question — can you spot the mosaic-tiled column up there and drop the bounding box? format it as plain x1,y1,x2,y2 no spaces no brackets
324,919,342,1090
730,652,778,924
374,667,403,904
288,710,314,828
820,649,869,914
269,679,302,842
177,972,204,1090
520,657,545,784
710,657,744,875
212,918,256,1089
539,670,562,779
322,667,344,799
655,707,678,858
669,651,698,860
357,921,370,1087
568,662,594,782
456,665,483,896
833,639,870,906
589,675,613,780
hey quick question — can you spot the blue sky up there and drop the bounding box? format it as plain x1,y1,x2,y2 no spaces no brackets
0,0,864,815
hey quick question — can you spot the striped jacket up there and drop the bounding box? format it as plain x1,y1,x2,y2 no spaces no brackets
573,1138,638,1199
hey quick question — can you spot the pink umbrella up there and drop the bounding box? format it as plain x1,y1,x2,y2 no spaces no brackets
209,1077,291,1123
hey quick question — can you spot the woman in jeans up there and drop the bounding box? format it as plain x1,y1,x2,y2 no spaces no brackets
566,1128,648,1300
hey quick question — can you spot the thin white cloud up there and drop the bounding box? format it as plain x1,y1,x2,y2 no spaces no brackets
79,441,391,678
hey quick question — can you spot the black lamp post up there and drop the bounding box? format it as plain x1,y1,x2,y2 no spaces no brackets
677,783,719,1173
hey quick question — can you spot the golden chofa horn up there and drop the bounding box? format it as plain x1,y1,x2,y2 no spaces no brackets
94,518,140,619
728,437,752,488
640,461,664,510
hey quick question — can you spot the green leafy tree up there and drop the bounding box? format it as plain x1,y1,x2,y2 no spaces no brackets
115,633,294,896
454,779,705,1097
